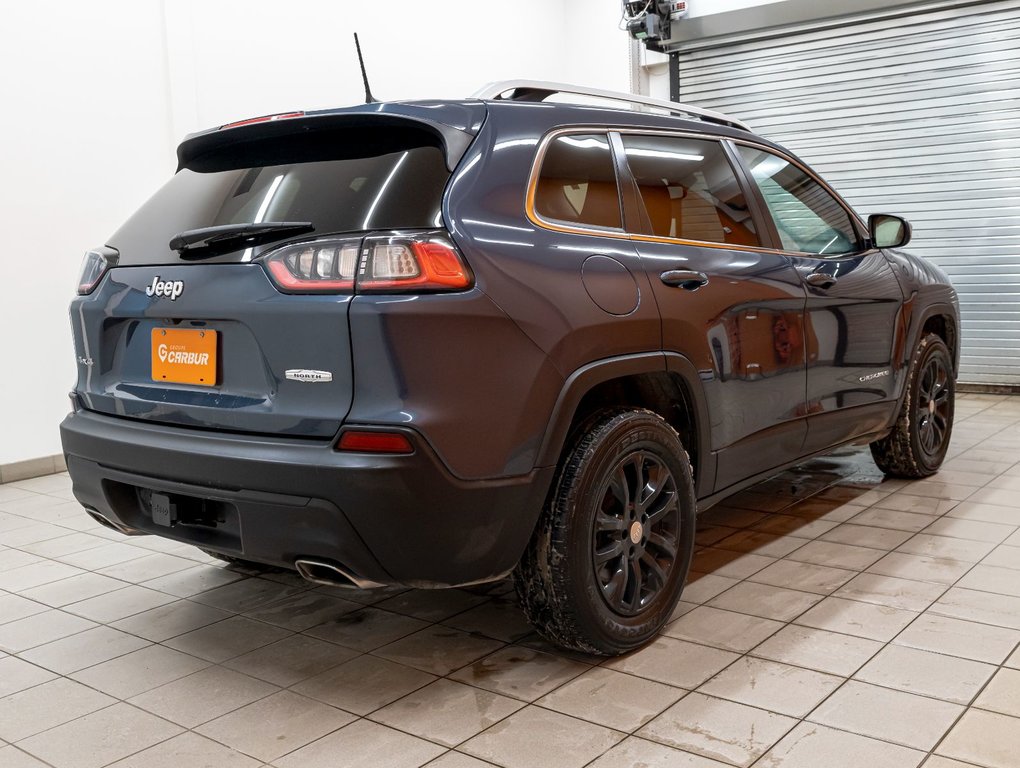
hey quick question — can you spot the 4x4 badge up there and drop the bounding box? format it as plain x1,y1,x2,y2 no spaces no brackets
285,369,333,383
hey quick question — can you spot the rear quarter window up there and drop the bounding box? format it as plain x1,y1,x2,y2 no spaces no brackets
534,133,623,230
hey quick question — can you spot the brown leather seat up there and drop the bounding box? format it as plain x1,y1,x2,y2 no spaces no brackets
536,178,621,228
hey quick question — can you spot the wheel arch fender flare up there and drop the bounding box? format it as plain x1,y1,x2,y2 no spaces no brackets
890,301,959,421
535,351,715,495
913,302,960,373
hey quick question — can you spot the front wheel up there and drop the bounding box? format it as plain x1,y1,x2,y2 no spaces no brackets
514,409,696,655
871,333,955,478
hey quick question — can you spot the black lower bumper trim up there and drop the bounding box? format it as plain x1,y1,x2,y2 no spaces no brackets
60,410,553,587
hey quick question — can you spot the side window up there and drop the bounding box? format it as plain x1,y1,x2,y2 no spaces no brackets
621,135,760,247
738,146,862,255
535,133,622,230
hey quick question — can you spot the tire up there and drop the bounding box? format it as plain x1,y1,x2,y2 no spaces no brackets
871,333,955,478
514,409,696,656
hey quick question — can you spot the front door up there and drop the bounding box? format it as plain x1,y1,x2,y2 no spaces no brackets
735,144,902,453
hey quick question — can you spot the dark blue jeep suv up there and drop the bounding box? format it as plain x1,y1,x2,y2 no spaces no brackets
60,81,959,654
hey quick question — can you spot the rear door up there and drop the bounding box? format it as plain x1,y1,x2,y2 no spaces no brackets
734,143,902,452
72,119,458,438
618,132,809,492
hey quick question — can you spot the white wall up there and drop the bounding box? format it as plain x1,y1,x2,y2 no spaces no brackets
0,0,635,466
0,1,174,465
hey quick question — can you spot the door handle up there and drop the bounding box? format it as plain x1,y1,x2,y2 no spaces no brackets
805,272,838,290
660,270,709,290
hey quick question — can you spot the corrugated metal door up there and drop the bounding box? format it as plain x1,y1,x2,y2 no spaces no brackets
673,0,1020,385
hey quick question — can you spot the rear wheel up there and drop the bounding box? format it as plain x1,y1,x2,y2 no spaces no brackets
871,333,955,478
514,409,696,655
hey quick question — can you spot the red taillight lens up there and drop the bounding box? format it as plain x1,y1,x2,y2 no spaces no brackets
262,239,360,294
260,232,472,295
337,430,414,454
357,234,472,293
76,247,118,295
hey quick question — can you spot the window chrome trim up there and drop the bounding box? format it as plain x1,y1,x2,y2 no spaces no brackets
526,126,870,258
527,128,626,234
530,125,775,254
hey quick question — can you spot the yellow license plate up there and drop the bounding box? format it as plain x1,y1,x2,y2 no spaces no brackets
151,328,218,386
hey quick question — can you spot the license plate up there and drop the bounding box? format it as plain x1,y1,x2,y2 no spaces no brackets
152,328,218,386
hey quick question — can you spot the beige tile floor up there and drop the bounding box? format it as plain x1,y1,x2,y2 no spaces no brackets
2,392,1020,767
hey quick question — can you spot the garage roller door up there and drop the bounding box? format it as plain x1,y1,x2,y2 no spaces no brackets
673,0,1020,385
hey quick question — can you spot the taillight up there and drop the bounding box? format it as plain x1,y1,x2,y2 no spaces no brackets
76,246,118,295
358,233,473,293
260,231,472,295
263,238,360,293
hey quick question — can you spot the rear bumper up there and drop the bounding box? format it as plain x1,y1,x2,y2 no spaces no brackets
59,409,553,587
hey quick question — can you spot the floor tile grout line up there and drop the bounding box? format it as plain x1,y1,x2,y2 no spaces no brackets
919,636,1020,766
644,457,1017,762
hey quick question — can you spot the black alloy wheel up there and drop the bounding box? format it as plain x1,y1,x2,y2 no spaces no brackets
514,409,696,656
916,354,952,460
593,451,681,616
871,332,955,478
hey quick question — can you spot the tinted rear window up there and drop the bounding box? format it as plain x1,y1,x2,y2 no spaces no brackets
109,131,449,264
623,135,760,247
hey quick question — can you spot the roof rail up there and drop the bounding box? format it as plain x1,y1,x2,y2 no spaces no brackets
471,79,751,133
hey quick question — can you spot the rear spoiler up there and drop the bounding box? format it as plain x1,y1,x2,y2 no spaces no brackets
177,106,480,174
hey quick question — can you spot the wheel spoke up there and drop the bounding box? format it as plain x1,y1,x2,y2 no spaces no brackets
594,539,625,566
626,558,642,611
646,531,678,559
602,563,627,607
641,463,665,513
933,413,948,433
595,510,626,533
646,488,677,526
611,466,631,511
918,367,933,401
640,551,668,588
624,453,644,501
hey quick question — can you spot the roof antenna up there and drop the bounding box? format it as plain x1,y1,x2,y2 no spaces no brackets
354,33,378,103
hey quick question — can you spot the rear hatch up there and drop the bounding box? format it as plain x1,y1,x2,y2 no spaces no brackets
71,105,483,438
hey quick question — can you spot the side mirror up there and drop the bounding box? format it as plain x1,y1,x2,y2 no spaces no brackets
869,214,912,249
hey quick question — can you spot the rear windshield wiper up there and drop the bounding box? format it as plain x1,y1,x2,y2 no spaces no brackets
169,221,314,258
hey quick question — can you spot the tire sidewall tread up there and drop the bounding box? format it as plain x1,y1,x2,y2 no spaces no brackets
515,409,696,656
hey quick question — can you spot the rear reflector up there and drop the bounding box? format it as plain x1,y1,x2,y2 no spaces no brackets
337,431,414,454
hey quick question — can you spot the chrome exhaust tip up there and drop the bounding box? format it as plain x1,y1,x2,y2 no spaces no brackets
294,558,385,590
84,508,140,536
